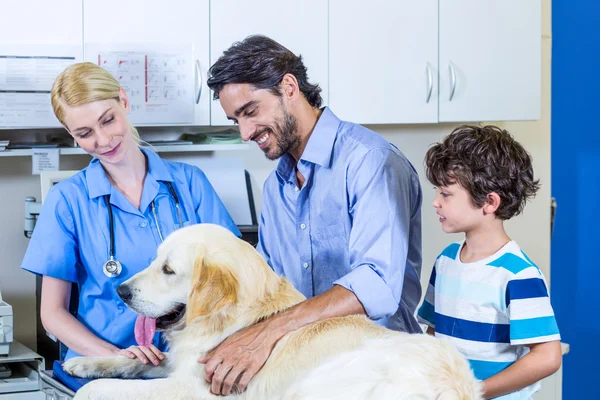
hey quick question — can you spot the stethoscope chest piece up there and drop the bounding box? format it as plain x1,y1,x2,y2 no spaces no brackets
103,257,122,278
101,181,181,279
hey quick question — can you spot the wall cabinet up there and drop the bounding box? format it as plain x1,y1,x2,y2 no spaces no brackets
210,0,328,126
438,0,541,122
1,1,82,47
1,1,83,128
1,0,542,128
83,0,211,126
329,0,438,124
329,0,541,124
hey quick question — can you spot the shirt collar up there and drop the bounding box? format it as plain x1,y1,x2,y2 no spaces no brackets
144,147,174,183
275,107,341,181
86,147,173,199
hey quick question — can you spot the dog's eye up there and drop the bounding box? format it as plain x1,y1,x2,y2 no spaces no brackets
162,265,175,275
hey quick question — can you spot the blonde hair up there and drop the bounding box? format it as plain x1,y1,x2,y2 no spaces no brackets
51,62,141,144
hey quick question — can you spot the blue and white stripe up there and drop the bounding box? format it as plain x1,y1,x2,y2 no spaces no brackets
418,241,560,400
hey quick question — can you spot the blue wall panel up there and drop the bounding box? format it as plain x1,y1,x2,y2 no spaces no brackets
552,1,600,398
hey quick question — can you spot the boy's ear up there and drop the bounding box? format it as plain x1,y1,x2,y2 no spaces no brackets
483,192,502,215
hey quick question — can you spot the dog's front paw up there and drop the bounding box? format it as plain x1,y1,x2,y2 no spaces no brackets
63,356,116,379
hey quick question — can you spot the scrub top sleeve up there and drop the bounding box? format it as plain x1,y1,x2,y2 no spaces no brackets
20,186,79,283
189,166,241,237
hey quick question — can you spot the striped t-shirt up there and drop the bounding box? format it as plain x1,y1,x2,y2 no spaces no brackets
418,241,560,400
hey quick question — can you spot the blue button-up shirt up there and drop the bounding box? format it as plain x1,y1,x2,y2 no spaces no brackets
257,108,423,332
21,148,240,359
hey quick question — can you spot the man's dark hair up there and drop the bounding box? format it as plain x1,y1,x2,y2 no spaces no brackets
425,125,540,220
207,35,323,108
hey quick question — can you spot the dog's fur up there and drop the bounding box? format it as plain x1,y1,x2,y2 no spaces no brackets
65,224,482,400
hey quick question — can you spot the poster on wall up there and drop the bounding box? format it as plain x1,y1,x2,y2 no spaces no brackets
0,45,80,128
85,44,194,125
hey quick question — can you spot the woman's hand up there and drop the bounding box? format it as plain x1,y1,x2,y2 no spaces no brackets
118,345,165,366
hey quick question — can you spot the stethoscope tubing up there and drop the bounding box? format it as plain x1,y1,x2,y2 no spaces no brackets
103,181,182,272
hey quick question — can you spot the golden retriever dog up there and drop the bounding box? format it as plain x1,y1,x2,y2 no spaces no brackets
64,223,482,400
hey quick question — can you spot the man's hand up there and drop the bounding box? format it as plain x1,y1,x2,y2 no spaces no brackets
197,285,365,396
198,320,281,395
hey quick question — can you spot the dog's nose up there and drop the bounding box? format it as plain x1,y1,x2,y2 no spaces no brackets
117,284,132,302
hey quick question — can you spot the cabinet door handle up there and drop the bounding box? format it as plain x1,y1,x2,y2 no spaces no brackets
448,62,456,102
195,60,203,104
426,63,433,103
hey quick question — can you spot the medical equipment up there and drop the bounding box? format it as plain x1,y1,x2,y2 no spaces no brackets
0,290,14,356
101,193,123,278
102,181,182,278
24,171,79,238
24,197,42,238
0,341,45,398
41,369,75,399
0,364,11,379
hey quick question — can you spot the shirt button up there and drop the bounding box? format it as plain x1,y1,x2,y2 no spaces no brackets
139,220,148,228
303,262,309,269
300,223,306,230
294,186,299,192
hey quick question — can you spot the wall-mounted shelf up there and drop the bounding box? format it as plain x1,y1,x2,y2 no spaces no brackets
0,143,248,157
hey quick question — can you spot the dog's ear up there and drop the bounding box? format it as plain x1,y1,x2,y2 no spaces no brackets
187,255,239,324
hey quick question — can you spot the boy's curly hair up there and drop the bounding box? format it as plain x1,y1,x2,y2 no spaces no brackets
425,125,540,220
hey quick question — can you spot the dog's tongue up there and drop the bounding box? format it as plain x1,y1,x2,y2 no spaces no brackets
134,315,156,347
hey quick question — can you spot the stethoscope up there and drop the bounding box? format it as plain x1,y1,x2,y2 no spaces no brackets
102,181,182,278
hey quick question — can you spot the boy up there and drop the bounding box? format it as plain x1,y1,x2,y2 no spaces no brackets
418,125,562,399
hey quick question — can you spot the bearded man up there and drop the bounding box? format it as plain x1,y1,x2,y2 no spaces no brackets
201,35,424,396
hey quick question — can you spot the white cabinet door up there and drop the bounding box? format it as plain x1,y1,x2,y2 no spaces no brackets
1,0,82,46
329,0,438,124
84,0,210,126
210,0,328,126
439,0,542,122
1,1,82,128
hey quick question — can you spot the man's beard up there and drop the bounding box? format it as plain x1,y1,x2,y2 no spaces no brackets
263,107,300,161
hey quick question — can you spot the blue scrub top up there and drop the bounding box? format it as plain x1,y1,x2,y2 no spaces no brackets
21,148,240,360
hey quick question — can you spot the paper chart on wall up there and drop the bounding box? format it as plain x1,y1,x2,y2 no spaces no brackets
0,45,80,128
86,44,194,125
